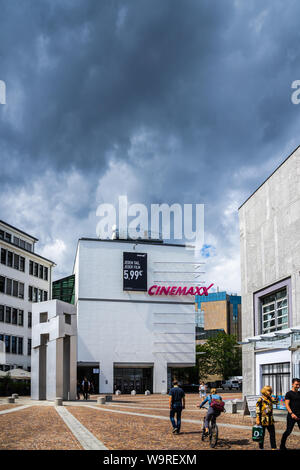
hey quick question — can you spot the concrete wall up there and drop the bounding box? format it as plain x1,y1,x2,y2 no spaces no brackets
75,240,197,393
239,147,300,395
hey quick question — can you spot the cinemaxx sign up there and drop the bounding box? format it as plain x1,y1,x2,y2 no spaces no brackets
148,284,214,296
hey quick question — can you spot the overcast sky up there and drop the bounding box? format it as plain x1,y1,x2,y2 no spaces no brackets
1,0,300,292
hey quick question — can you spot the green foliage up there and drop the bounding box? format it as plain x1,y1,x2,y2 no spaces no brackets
196,332,242,380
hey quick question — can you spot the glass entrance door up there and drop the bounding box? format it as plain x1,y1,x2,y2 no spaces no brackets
114,367,153,394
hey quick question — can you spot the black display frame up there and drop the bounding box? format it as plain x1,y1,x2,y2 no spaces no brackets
123,252,147,292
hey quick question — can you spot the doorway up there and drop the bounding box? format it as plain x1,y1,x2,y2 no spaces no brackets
114,367,153,394
77,363,99,394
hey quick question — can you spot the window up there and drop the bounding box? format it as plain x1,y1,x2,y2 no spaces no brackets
20,239,25,249
38,289,43,302
5,335,11,353
0,305,4,322
20,257,25,272
13,254,19,270
0,276,5,293
64,313,71,325
261,362,290,395
28,312,32,328
12,280,18,297
1,248,6,265
25,242,32,252
34,263,38,277
6,278,12,296
13,236,19,246
261,288,288,334
44,267,48,281
27,338,31,356
39,265,43,279
19,282,24,299
11,336,17,354
18,310,24,326
7,251,12,267
29,260,33,275
12,308,18,325
5,233,11,243
17,337,23,355
43,291,48,301
0,230,4,239
40,312,48,323
33,287,38,303
28,286,33,302
5,307,11,323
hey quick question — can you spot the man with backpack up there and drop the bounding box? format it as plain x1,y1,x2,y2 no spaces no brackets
198,387,225,435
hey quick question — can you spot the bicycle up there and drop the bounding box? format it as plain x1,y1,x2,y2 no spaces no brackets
200,405,220,448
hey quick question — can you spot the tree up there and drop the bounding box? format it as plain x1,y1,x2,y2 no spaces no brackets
196,332,242,380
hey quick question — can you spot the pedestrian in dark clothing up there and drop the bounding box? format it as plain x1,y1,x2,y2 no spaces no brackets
82,377,90,400
77,381,81,400
280,378,300,450
169,381,185,434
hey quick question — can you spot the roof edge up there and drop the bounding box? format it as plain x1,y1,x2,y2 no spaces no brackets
238,145,300,210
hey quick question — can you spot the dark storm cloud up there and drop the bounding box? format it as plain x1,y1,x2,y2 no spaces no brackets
1,0,300,287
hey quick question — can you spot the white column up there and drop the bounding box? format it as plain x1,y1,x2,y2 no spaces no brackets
99,361,113,394
153,360,168,393
69,335,77,400
30,348,39,400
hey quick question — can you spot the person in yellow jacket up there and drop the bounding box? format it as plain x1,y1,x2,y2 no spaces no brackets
256,386,278,450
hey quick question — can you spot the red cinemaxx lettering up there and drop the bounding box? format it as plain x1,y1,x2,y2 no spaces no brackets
148,284,214,296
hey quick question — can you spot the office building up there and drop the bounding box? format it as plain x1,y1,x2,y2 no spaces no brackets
0,220,55,371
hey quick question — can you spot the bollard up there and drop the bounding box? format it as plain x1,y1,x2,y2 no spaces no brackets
6,397,15,403
145,390,151,395
97,397,105,405
12,394,19,399
115,390,121,396
131,390,136,396
55,397,63,406
225,401,237,414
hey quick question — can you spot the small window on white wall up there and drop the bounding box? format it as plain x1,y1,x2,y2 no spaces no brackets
40,312,48,323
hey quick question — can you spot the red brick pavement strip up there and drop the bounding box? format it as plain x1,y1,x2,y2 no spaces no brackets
102,404,292,431
69,405,299,451
0,406,83,450
0,404,20,411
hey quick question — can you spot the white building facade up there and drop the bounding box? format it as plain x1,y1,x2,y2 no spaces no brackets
239,147,300,396
74,238,200,394
0,220,55,371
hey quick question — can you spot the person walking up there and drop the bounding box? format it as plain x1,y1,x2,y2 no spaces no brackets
280,378,300,450
199,382,206,399
82,376,90,400
169,380,185,434
255,386,278,450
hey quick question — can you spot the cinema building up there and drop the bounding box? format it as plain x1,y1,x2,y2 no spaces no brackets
32,236,212,398
239,146,300,396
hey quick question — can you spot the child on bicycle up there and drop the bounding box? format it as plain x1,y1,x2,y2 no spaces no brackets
198,387,225,435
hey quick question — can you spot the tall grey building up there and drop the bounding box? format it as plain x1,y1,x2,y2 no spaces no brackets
239,146,300,396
